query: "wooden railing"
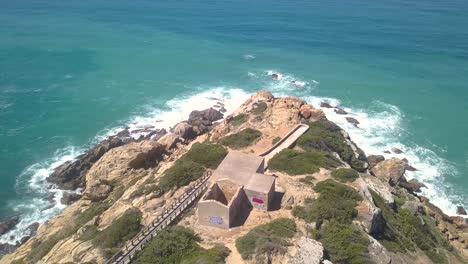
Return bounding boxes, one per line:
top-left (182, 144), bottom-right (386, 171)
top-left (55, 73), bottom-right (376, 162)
top-left (105, 171), bottom-right (212, 264)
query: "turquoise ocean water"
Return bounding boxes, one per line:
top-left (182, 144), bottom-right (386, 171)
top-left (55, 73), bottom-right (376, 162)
top-left (1, 0), bottom-right (467, 244)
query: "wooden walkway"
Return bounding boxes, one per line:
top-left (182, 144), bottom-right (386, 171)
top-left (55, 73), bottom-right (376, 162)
top-left (106, 123), bottom-right (309, 264)
top-left (105, 171), bottom-right (212, 264)
top-left (259, 123), bottom-right (309, 168)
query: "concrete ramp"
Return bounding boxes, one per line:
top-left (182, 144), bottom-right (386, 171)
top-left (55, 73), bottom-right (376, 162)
top-left (259, 123), bottom-right (309, 168)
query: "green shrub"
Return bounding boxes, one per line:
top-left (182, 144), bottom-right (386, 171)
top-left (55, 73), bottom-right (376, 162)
top-left (11, 259), bottom-right (26, 264)
top-left (293, 180), bottom-right (362, 227)
top-left (268, 149), bottom-right (341, 175)
top-left (297, 120), bottom-right (367, 172)
top-left (159, 159), bottom-right (206, 192)
top-left (180, 142), bottom-right (227, 169)
top-left (299, 175), bottom-right (315, 186)
top-left (231, 113), bottom-right (249, 127)
top-left (236, 218), bottom-right (296, 260)
top-left (133, 226), bottom-right (229, 264)
top-left (92, 208), bottom-right (142, 249)
top-left (315, 220), bottom-right (370, 264)
top-left (28, 231), bottom-right (69, 262)
top-left (76, 202), bottom-right (111, 226)
top-left (80, 225), bottom-right (99, 241)
top-left (331, 168), bottom-right (359, 183)
top-left (272, 136), bottom-right (281, 145)
top-left (370, 190), bottom-right (450, 263)
top-left (219, 128), bottom-right (262, 149)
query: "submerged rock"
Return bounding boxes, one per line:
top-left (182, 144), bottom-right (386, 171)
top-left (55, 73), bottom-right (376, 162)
top-left (0, 216), bottom-right (19, 236)
top-left (345, 117), bottom-right (360, 127)
top-left (457, 206), bottom-right (467, 215)
top-left (391, 147), bottom-right (404, 154)
top-left (334, 108), bottom-right (348, 115)
top-left (320, 102), bottom-right (333, 108)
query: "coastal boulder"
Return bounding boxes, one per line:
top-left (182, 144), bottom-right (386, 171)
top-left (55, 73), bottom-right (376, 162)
top-left (457, 206), bottom-right (467, 215)
top-left (47, 132), bottom-right (129, 190)
top-left (188, 108), bottom-right (223, 135)
top-left (288, 237), bottom-right (325, 264)
top-left (60, 193), bottom-right (82, 205)
top-left (334, 108), bottom-right (348, 115)
top-left (299, 104), bottom-right (325, 121)
top-left (172, 122), bottom-right (197, 140)
top-left (128, 141), bottom-right (165, 169)
top-left (158, 133), bottom-right (182, 150)
top-left (367, 155), bottom-right (385, 170)
top-left (391, 147), bottom-right (404, 154)
top-left (320, 102), bottom-right (333, 108)
top-left (84, 184), bottom-right (113, 202)
top-left (346, 117), bottom-right (360, 127)
top-left (399, 178), bottom-right (427, 193)
top-left (371, 158), bottom-right (406, 185)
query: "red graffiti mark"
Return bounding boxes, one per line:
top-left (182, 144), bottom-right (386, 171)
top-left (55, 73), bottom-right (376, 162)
top-left (252, 197), bottom-right (264, 204)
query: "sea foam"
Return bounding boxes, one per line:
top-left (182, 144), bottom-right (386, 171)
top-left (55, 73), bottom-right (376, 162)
top-left (0, 87), bottom-right (250, 245)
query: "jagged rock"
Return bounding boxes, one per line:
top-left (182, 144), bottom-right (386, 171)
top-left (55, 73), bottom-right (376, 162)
top-left (383, 150), bottom-right (391, 154)
top-left (0, 216), bottom-right (19, 236)
top-left (399, 178), bottom-right (426, 193)
top-left (356, 178), bottom-right (386, 236)
top-left (255, 90), bottom-right (275, 102)
top-left (187, 108), bottom-right (223, 135)
top-left (391, 147), bottom-right (403, 154)
top-left (26, 222), bottom-right (39, 235)
top-left (47, 132), bottom-right (129, 190)
top-left (320, 102), bottom-right (333, 108)
top-left (367, 236), bottom-right (392, 264)
top-left (84, 184), bottom-right (113, 202)
top-left (367, 155), bottom-right (385, 169)
top-left (288, 237), bottom-right (324, 264)
top-left (299, 104), bottom-right (325, 121)
top-left (60, 193), bottom-right (82, 205)
top-left (371, 158), bottom-right (406, 185)
top-left (158, 133), bottom-right (182, 150)
top-left (345, 117), bottom-right (360, 127)
top-left (361, 174), bottom-right (394, 206)
top-left (172, 122), bottom-right (197, 140)
top-left (405, 164), bottom-right (417, 171)
top-left (334, 108), bottom-right (348, 115)
top-left (457, 206), bottom-right (467, 215)
top-left (251, 101), bottom-right (268, 114)
top-left (129, 142), bottom-right (165, 169)
top-left (402, 201), bottom-right (423, 215)
top-left (144, 128), bottom-right (167, 141)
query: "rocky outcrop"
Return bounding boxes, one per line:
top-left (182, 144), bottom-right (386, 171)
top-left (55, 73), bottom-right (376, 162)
top-left (457, 206), bottom-right (467, 215)
top-left (187, 108), bottom-right (223, 135)
top-left (399, 178), bottom-right (427, 193)
top-left (0, 216), bottom-right (19, 236)
top-left (157, 132), bottom-right (182, 150)
top-left (84, 183), bottom-right (113, 202)
top-left (356, 178), bottom-right (386, 236)
top-left (371, 158), bottom-right (406, 185)
top-left (60, 193), bottom-right (82, 205)
top-left (288, 237), bottom-right (324, 264)
top-left (299, 104), bottom-right (325, 121)
top-left (367, 155), bottom-right (385, 170)
top-left (367, 236), bottom-right (393, 264)
top-left (47, 131), bottom-right (131, 190)
top-left (128, 141), bottom-right (165, 169)
top-left (320, 102), bottom-right (333, 108)
top-left (391, 147), bottom-right (403, 154)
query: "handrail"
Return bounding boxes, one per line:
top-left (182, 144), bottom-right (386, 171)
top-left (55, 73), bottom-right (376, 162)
top-left (105, 171), bottom-right (212, 264)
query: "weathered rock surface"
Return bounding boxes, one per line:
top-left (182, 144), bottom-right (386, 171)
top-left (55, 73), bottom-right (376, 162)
top-left (299, 104), bottom-right (325, 121)
top-left (83, 184), bottom-right (113, 202)
top-left (288, 237), bottom-right (324, 264)
top-left (371, 158), bottom-right (406, 185)
top-left (187, 108), bottom-right (223, 135)
top-left (60, 193), bottom-right (82, 205)
top-left (356, 178), bottom-right (386, 236)
top-left (128, 141), bottom-right (165, 169)
top-left (391, 147), bottom-right (404, 154)
top-left (367, 155), bottom-right (385, 169)
top-left (47, 131), bottom-right (131, 190)
top-left (157, 132), bottom-right (182, 150)
top-left (367, 236), bottom-right (393, 264)
top-left (399, 178), bottom-right (427, 193)
top-left (172, 122), bottom-right (197, 140)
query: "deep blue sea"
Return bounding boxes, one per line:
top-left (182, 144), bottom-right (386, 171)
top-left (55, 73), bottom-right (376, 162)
top-left (1, 0), bottom-right (468, 244)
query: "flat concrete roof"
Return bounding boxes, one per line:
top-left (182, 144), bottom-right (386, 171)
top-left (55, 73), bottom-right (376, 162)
top-left (211, 151), bottom-right (274, 194)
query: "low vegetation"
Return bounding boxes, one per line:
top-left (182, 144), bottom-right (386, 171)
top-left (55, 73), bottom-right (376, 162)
top-left (133, 226), bottom-right (230, 264)
top-left (314, 220), bottom-right (370, 264)
top-left (219, 128), bottom-right (262, 149)
top-left (370, 190), bottom-right (452, 263)
top-left (293, 179), bottom-right (362, 227)
top-left (268, 149), bottom-right (341, 175)
top-left (272, 136), bottom-right (281, 145)
top-left (331, 168), bottom-right (359, 183)
top-left (230, 113), bottom-right (249, 127)
top-left (299, 175), bottom-right (315, 186)
top-left (159, 160), bottom-right (206, 192)
top-left (293, 179), bottom-right (369, 264)
top-left (297, 120), bottom-right (367, 172)
top-left (179, 142), bottom-right (228, 169)
top-left (236, 218), bottom-right (296, 261)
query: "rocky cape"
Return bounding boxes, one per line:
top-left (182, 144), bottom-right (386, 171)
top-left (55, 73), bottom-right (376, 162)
top-left (1, 91), bottom-right (467, 264)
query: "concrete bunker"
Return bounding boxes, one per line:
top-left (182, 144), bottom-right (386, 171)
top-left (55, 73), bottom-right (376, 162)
top-left (198, 151), bottom-right (276, 229)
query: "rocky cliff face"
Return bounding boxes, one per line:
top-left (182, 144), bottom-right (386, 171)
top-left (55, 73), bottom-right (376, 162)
top-left (1, 91), bottom-right (466, 264)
